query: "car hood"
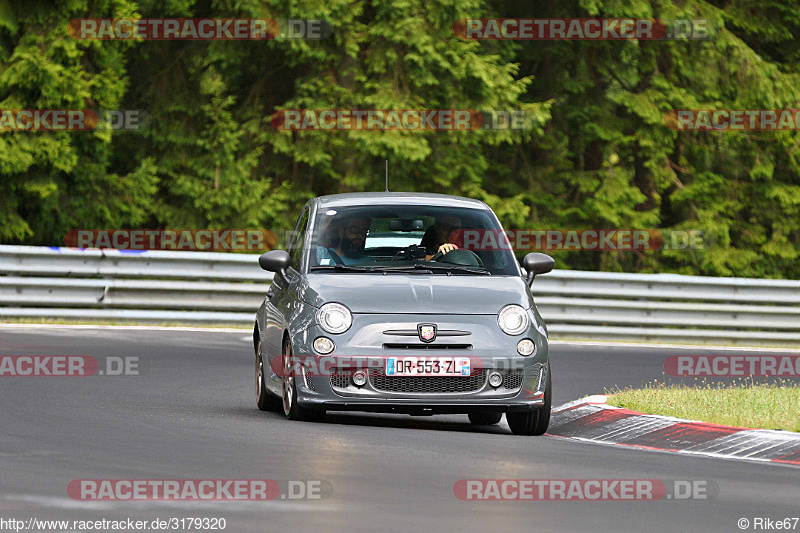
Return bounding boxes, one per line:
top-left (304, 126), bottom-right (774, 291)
top-left (301, 274), bottom-right (532, 314)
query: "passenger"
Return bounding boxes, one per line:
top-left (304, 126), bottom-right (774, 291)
top-left (334, 216), bottom-right (371, 262)
top-left (317, 215), bottom-right (372, 265)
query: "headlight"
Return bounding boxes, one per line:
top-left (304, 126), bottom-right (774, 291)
top-left (317, 303), bottom-right (352, 334)
top-left (498, 304), bottom-right (529, 336)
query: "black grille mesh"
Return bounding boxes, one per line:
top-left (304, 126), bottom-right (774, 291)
top-left (330, 372), bottom-right (351, 389)
top-left (330, 369), bottom-right (525, 393)
top-left (503, 370), bottom-right (523, 389)
top-left (371, 369), bottom-right (487, 393)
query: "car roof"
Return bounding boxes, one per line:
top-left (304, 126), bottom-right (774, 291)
top-left (312, 192), bottom-right (489, 210)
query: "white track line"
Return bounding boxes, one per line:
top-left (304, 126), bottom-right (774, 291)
top-left (549, 340), bottom-right (800, 353)
top-left (0, 323), bottom-right (249, 333)
top-left (3, 494), bottom-right (338, 512)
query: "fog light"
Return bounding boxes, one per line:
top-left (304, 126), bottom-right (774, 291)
top-left (517, 339), bottom-right (535, 356)
top-left (352, 370), bottom-right (367, 387)
top-left (313, 337), bottom-right (335, 354)
top-left (488, 372), bottom-right (503, 388)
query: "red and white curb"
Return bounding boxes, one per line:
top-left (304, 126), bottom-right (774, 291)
top-left (547, 395), bottom-right (800, 466)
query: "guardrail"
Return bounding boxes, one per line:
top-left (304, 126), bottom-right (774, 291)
top-left (2, 245), bottom-right (799, 346)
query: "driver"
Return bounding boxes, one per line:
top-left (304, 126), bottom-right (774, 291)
top-left (420, 214), bottom-right (461, 258)
top-left (330, 215), bottom-right (372, 264)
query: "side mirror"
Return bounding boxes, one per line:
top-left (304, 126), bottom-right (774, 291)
top-left (522, 253), bottom-right (554, 283)
top-left (259, 250), bottom-right (291, 273)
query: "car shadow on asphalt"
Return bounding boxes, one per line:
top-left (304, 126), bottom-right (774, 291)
top-left (322, 412), bottom-right (511, 434)
top-left (220, 406), bottom-right (512, 434)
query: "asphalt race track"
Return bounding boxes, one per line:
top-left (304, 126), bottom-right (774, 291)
top-left (0, 326), bottom-right (797, 533)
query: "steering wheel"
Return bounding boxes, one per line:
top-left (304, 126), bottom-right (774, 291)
top-left (430, 249), bottom-right (485, 267)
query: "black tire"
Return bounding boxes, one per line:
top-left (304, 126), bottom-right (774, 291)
top-left (507, 364), bottom-right (551, 436)
top-left (281, 338), bottom-right (325, 422)
top-left (468, 411), bottom-right (503, 425)
top-left (255, 329), bottom-right (282, 412)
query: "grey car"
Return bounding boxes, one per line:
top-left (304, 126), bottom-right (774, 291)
top-left (253, 193), bottom-right (555, 435)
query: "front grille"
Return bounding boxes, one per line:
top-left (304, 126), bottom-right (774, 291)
top-left (371, 369), bottom-right (487, 393)
top-left (382, 343), bottom-right (472, 350)
top-left (330, 372), bottom-right (351, 389)
top-left (503, 370), bottom-right (523, 390)
top-left (331, 368), bottom-right (523, 394)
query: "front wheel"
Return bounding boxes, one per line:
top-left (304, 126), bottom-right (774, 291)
top-left (281, 339), bottom-right (324, 422)
top-left (507, 364), bottom-right (551, 436)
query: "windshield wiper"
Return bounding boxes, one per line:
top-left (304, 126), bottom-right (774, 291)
top-left (309, 265), bottom-right (374, 272)
top-left (413, 263), bottom-right (491, 275)
top-left (310, 264), bottom-right (490, 275)
top-left (368, 265), bottom-right (435, 274)
top-left (310, 265), bottom-right (434, 274)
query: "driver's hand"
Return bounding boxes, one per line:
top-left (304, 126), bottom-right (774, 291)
top-left (438, 243), bottom-right (458, 255)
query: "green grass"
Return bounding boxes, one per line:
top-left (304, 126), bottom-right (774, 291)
top-left (606, 379), bottom-right (800, 432)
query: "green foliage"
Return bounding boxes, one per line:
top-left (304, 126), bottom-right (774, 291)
top-left (1, 0), bottom-right (798, 278)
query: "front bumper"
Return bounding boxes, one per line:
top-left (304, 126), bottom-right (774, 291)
top-left (298, 365), bottom-right (548, 414)
top-left (287, 313), bottom-right (549, 414)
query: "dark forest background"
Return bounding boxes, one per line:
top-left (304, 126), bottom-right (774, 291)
top-left (2, 0), bottom-right (799, 277)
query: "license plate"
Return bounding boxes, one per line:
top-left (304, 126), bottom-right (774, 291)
top-left (385, 357), bottom-right (471, 376)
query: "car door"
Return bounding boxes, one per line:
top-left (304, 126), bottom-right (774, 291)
top-left (263, 206), bottom-right (310, 394)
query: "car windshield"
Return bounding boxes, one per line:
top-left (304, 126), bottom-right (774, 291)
top-left (308, 204), bottom-right (522, 276)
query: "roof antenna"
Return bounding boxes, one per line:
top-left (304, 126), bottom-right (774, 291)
top-left (385, 159), bottom-right (389, 192)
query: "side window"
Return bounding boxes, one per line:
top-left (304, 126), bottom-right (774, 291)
top-left (287, 208), bottom-right (309, 270)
